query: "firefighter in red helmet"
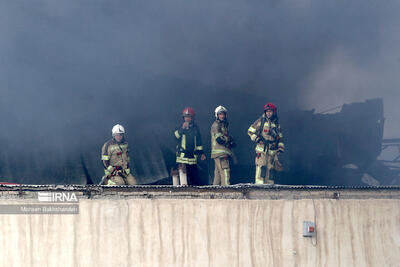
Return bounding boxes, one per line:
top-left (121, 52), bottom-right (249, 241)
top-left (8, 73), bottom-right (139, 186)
top-left (247, 103), bottom-right (284, 184)
top-left (172, 107), bottom-right (206, 185)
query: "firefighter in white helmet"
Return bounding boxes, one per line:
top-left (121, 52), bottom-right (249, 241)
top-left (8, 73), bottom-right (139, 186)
top-left (100, 124), bottom-right (137, 185)
top-left (210, 105), bottom-right (236, 185)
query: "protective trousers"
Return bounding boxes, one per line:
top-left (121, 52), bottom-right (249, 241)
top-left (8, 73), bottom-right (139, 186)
top-left (213, 157), bottom-right (230, 186)
top-left (107, 173), bottom-right (137, 185)
top-left (172, 164), bottom-right (188, 185)
top-left (255, 151), bottom-right (278, 184)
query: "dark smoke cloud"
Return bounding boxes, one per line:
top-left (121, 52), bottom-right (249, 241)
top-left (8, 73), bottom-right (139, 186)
top-left (0, 0), bottom-right (399, 182)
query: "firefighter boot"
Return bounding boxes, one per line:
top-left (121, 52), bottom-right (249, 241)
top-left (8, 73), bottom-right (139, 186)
top-left (171, 168), bottom-right (180, 185)
top-left (255, 165), bottom-right (265, 184)
top-left (266, 169), bottom-right (276, 185)
top-left (179, 164), bottom-right (188, 185)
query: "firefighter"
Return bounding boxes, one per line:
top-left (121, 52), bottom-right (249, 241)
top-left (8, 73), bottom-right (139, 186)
top-left (100, 124), bottom-right (137, 185)
top-left (172, 107), bottom-right (206, 185)
top-left (248, 103), bottom-right (284, 184)
top-left (210, 105), bottom-right (236, 186)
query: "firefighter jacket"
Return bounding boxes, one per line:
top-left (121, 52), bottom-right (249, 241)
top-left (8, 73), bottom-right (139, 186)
top-left (248, 114), bottom-right (285, 155)
top-left (101, 138), bottom-right (132, 176)
top-left (174, 123), bottom-right (204, 165)
top-left (210, 120), bottom-right (233, 159)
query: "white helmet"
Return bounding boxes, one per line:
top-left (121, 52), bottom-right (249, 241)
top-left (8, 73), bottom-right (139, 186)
top-left (112, 124), bottom-right (125, 136)
top-left (214, 105), bottom-right (228, 119)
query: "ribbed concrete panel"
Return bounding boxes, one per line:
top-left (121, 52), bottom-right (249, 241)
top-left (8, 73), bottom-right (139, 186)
top-left (0, 196), bottom-right (399, 267)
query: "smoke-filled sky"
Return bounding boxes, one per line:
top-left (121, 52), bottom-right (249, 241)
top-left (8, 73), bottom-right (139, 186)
top-left (1, 0), bottom-right (399, 140)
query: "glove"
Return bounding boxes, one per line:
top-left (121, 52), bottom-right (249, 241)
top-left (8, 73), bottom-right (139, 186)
top-left (229, 140), bottom-right (237, 148)
top-left (255, 136), bottom-right (264, 144)
top-left (182, 122), bottom-right (190, 129)
top-left (227, 136), bottom-right (236, 148)
top-left (216, 136), bottom-right (227, 145)
top-left (104, 165), bottom-right (113, 176)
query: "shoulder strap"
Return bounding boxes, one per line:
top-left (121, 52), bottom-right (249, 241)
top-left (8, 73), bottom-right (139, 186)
top-left (256, 116), bottom-right (266, 137)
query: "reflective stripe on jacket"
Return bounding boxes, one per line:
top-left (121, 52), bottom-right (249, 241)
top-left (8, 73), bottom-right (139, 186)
top-left (210, 120), bottom-right (232, 159)
top-left (174, 123), bottom-right (204, 165)
top-left (248, 114), bottom-right (285, 154)
top-left (101, 139), bottom-right (131, 175)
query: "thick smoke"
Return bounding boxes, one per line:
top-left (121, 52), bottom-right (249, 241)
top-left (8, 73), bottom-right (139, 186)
top-left (0, 0), bottom-right (399, 183)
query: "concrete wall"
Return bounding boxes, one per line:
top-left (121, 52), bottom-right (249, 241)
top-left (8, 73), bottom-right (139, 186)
top-left (0, 198), bottom-right (399, 267)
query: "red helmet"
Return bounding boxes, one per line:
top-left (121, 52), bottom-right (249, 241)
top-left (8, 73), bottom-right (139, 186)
top-left (264, 102), bottom-right (277, 113)
top-left (182, 107), bottom-right (195, 117)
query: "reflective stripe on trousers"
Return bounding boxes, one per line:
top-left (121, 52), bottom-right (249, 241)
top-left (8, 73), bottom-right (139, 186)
top-left (213, 157), bottom-right (230, 186)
